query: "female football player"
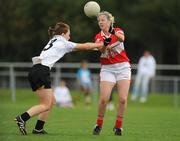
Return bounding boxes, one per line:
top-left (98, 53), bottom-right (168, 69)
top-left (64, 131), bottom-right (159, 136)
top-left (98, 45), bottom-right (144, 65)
top-left (14, 22), bottom-right (110, 135)
top-left (92, 11), bottom-right (131, 136)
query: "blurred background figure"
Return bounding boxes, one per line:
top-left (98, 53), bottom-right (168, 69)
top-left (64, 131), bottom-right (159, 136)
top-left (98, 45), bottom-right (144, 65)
top-left (54, 79), bottom-right (74, 108)
top-left (131, 51), bottom-right (156, 103)
top-left (76, 60), bottom-right (92, 105)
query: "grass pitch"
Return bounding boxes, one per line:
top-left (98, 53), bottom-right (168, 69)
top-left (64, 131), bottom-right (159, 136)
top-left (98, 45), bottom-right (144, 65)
top-left (0, 89), bottom-right (180, 141)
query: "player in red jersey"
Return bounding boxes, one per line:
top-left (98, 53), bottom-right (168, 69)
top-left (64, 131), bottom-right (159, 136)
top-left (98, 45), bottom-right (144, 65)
top-left (93, 11), bottom-right (131, 136)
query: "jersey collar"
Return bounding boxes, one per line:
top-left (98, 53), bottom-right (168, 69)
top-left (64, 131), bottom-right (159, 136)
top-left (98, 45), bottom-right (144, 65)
top-left (101, 31), bottom-right (111, 38)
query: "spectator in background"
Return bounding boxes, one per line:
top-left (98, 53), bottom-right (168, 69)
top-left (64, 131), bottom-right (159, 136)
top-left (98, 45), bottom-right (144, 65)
top-left (76, 60), bottom-right (92, 105)
top-left (131, 50), bottom-right (156, 103)
top-left (54, 79), bottom-right (74, 108)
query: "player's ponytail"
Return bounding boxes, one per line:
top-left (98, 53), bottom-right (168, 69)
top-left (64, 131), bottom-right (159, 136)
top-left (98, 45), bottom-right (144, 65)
top-left (48, 22), bottom-right (70, 39)
top-left (48, 26), bottom-right (55, 39)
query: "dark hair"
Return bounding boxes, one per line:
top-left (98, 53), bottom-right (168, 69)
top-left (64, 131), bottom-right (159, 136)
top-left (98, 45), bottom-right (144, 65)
top-left (48, 22), bottom-right (70, 38)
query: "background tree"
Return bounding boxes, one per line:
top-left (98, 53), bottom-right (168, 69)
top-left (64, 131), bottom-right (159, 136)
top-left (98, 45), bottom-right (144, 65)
top-left (0, 0), bottom-right (179, 64)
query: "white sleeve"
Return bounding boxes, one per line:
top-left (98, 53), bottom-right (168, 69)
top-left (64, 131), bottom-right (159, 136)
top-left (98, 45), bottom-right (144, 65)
top-left (64, 40), bottom-right (77, 52)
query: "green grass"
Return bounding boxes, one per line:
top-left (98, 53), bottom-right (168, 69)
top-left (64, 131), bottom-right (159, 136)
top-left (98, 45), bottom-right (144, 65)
top-left (0, 89), bottom-right (180, 141)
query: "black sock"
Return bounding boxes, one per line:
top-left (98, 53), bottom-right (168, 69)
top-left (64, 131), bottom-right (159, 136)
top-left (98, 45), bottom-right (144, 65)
top-left (20, 112), bottom-right (30, 122)
top-left (35, 120), bottom-right (45, 130)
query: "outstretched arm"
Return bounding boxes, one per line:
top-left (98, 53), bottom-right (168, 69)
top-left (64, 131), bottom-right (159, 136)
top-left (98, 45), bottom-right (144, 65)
top-left (74, 42), bottom-right (103, 51)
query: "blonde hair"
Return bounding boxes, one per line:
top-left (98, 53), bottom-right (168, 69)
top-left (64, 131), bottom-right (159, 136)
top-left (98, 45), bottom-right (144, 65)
top-left (97, 11), bottom-right (115, 25)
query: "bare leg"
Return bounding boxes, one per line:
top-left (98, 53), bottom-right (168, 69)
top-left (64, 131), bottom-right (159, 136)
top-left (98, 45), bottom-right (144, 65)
top-left (38, 92), bottom-right (56, 121)
top-left (115, 80), bottom-right (130, 128)
top-left (93, 81), bottom-right (115, 135)
top-left (15, 88), bottom-right (54, 135)
top-left (27, 89), bottom-right (53, 117)
top-left (98, 81), bottom-right (115, 117)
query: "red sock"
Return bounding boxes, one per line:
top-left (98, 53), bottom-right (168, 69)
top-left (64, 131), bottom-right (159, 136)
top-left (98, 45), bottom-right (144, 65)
top-left (115, 116), bottom-right (123, 128)
top-left (96, 115), bottom-right (104, 127)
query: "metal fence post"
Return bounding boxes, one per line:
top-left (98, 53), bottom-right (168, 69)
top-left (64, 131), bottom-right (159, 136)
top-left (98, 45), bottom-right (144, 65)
top-left (173, 78), bottom-right (178, 108)
top-left (9, 65), bottom-right (16, 102)
top-left (54, 64), bottom-right (61, 87)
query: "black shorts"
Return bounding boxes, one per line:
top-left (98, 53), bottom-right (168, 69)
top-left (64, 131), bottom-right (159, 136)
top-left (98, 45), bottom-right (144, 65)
top-left (28, 64), bottom-right (51, 91)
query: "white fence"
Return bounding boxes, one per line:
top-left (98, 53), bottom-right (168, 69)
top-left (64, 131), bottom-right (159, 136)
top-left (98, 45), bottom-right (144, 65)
top-left (0, 62), bottom-right (180, 106)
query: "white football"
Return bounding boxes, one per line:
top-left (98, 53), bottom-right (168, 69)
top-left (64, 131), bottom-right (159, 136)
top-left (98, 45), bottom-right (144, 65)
top-left (84, 1), bottom-right (100, 17)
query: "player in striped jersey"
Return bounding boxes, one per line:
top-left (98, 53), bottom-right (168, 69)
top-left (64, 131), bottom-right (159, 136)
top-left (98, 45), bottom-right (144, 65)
top-left (93, 11), bottom-right (131, 136)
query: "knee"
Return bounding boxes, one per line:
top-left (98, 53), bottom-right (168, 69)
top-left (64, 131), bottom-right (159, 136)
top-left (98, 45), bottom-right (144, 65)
top-left (99, 98), bottom-right (108, 106)
top-left (48, 101), bottom-right (55, 110)
top-left (44, 97), bottom-right (55, 111)
top-left (42, 104), bottom-right (51, 111)
top-left (120, 97), bottom-right (127, 105)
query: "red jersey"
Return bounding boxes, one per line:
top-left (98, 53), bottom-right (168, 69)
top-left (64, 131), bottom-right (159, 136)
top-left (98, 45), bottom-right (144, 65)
top-left (95, 28), bottom-right (130, 65)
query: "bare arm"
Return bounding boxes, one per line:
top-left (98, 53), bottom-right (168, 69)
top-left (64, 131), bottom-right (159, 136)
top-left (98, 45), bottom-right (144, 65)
top-left (114, 32), bottom-right (124, 42)
top-left (95, 41), bottom-right (107, 53)
top-left (74, 42), bottom-right (103, 51)
top-left (109, 26), bottom-right (125, 42)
